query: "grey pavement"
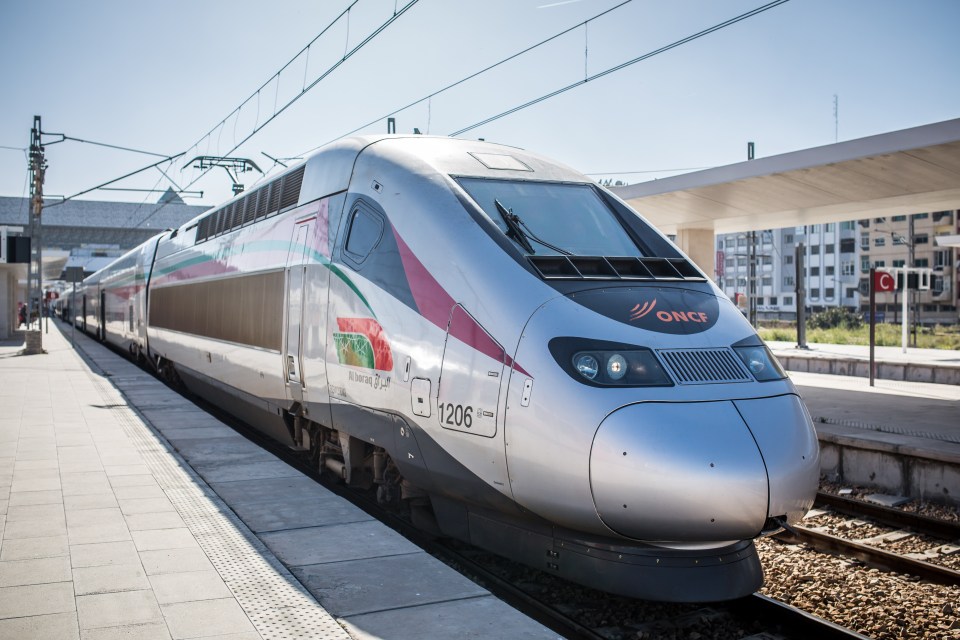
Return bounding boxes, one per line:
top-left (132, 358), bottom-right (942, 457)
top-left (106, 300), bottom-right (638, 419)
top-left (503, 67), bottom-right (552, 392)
top-left (0, 329), bottom-right (296, 639)
top-left (790, 370), bottom-right (960, 458)
top-left (792, 370), bottom-right (960, 433)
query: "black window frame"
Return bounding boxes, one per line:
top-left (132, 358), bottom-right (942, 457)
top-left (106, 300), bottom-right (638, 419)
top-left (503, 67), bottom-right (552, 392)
top-left (454, 176), bottom-right (683, 262)
top-left (341, 200), bottom-right (384, 268)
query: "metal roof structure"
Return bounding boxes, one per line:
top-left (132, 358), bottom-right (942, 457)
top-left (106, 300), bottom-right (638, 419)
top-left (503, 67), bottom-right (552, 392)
top-left (612, 118), bottom-right (960, 235)
top-left (0, 196), bottom-right (210, 258)
top-left (0, 196), bottom-right (208, 231)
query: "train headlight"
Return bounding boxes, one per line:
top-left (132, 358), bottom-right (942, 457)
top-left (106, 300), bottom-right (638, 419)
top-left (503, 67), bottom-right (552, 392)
top-left (574, 354), bottom-right (599, 380)
top-left (557, 339), bottom-right (672, 387)
top-left (606, 354), bottom-right (627, 381)
top-left (733, 345), bottom-right (786, 382)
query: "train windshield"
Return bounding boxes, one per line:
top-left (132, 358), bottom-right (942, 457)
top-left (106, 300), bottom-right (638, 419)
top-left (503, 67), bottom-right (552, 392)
top-left (457, 178), bottom-right (642, 257)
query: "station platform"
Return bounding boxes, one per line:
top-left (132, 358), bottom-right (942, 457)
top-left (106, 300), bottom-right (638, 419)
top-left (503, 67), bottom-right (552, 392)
top-left (787, 368), bottom-right (960, 505)
top-left (767, 340), bottom-right (960, 385)
top-left (0, 323), bottom-right (558, 640)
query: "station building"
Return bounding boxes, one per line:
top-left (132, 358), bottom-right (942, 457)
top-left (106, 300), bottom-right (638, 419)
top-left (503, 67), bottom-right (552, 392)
top-left (0, 192), bottom-right (208, 338)
top-left (614, 118), bottom-right (960, 328)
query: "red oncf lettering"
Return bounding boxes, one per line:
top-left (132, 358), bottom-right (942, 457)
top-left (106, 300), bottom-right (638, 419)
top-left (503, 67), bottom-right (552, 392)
top-left (655, 310), bottom-right (709, 323)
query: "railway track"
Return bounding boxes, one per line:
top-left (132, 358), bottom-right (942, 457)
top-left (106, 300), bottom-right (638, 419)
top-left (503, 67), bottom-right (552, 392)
top-left (772, 492), bottom-right (960, 588)
top-left (774, 526), bottom-right (960, 587)
top-left (440, 538), bottom-right (869, 640)
top-left (815, 491), bottom-right (960, 539)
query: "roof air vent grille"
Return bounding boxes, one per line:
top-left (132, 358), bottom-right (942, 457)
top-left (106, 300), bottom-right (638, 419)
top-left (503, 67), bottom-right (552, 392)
top-left (279, 166), bottom-right (305, 211)
top-left (528, 255), bottom-right (705, 281)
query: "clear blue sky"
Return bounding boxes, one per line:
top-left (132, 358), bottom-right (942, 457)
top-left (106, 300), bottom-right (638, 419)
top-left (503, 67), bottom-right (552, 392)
top-left (1, 0), bottom-right (958, 211)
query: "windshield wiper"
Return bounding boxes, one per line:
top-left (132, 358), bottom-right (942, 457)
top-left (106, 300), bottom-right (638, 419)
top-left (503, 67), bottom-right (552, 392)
top-left (494, 199), bottom-right (571, 256)
top-left (494, 199), bottom-right (535, 253)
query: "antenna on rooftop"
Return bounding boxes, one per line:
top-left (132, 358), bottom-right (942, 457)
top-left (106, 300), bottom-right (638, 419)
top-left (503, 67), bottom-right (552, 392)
top-left (833, 94), bottom-right (839, 142)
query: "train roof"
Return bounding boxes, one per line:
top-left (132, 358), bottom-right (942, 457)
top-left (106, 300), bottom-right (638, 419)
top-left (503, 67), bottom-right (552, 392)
top-left (177, 135), bottom-right (593, 241)
top-left (338, 134), bottom-right (590, 183)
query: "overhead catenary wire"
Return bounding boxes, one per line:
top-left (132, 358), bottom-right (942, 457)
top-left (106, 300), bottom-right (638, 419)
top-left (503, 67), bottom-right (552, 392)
top-left (299, 0), bottom-right (634, 156)
top-left (449, 0), bottom-right (790, 137)
top-left (118, 160), bottom-right (182, 229)
top-left (207, 0), bottom-right (420, 162)
top-left (23, 134), bottom-right (183, 218)
top-left (133, 0), bottom-right (420, 229)
top-left (584, 166), bottom-right (713, 176)
top-left (43, 0), bottom-right (784, 225)
top-left (52, 135), bottom-right (172, 158)
top-left (44, 153), bottom-right (185, 208)
top-left (38, 1), bottom-right (415, 227)
top-left (185, 1), bottom-right (361, 166)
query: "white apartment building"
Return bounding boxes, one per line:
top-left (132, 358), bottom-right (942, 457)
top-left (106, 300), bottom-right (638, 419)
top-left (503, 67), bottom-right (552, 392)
top-left (716, 211), bottom-right (958, 325)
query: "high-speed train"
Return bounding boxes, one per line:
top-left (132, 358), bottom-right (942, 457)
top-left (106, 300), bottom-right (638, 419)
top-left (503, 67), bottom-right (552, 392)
top-left (73, 135), bottom-right (819, 602)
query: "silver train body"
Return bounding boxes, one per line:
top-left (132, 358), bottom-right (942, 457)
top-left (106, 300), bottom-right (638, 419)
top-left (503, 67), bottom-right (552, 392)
top-left (73, 136), bottom-right (819, 601)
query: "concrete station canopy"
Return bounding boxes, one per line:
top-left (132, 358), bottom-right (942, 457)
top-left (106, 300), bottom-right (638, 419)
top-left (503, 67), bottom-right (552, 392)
top-left (612, 118), bottom-right (960, 236)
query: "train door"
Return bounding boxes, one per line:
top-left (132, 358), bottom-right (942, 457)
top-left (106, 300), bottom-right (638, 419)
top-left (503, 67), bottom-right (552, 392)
top-left (99, 290), bottom-right (106, 341)
top-left (284, 218), bottom-right (312, 404)
top-left (437, 305), bottom-right (505, 438)
top-left (82, 295), bottom-right (87, 332)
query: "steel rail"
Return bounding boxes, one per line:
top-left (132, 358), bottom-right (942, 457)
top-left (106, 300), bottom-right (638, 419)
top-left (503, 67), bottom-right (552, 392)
top-left (439, 540), bottom-right (868, 640)
top-left (730, 594), bottom-right (871, 640)
top-left (815, 491), bottom-right (960, 540)
top-left (775, 525), bottom-right (960, 587)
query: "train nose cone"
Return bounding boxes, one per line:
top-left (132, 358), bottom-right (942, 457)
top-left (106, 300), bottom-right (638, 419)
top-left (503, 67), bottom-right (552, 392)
top-left (590, 401), bottom-right (769, 541)
top-left (734, 395), bottom-right (820, 523)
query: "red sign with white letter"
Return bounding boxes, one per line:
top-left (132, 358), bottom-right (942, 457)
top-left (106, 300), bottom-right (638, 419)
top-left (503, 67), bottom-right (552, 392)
top-left (874, 270), bottom-right (895, 292)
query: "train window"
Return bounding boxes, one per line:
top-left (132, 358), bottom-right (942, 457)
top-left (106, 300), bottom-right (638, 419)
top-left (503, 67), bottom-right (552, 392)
top-left (457, 178), bottom-right (642, 258)
top-left (343, 203), bottom-right (383, 265)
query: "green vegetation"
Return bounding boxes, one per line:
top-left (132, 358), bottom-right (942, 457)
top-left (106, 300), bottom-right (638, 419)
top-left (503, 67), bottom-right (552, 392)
top-left (758, 322), bottom-right (960, 350)
top-left (807, 307), bottom-right (863, 331)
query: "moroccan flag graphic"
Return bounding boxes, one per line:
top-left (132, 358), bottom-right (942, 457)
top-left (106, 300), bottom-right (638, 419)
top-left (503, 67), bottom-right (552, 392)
top-left (333, 318), bottom-right (394, 371)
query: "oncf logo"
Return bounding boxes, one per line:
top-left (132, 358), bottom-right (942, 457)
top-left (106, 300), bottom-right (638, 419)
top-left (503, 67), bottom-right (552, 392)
top-left (629, 299), bottom-right (657, 321)
top-left (629, 299), bottom-right (709, 324)
top-left (570, 287), bottom-right (720, 335)
top-left (624, 291), bottom-right (719, 335)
